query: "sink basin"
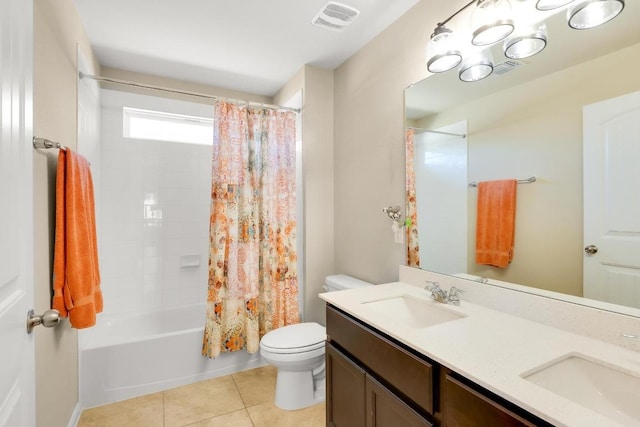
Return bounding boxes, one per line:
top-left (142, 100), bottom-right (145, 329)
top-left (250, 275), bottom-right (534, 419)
top-left (523, 355), bottom-right (640, 425)
top-left (361, 295), bottom-right (466, 328)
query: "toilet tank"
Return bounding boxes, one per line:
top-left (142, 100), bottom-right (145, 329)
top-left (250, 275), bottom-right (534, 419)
top-left (324, 274), bottom-right (373, 291)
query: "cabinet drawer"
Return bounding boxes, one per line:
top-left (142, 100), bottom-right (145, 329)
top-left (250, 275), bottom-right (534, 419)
top-left (326, 305), bottom-right (434, 415)
top-left (444, 374), bottom-right (542, 427)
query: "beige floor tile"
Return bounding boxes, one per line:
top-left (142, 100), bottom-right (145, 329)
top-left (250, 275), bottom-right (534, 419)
top-left (164, 374), bottom-right (246, 427)
top-left (232, 365), bottom-right (277, 407)
top-left (246, 401), bottom-right (325, 427)
top-left (77, 392), bottom-right (164, 427)
top-left (186, 408), bottom-right (254, 426)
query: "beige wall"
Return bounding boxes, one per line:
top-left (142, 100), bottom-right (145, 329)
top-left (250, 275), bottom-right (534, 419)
top-left (333, 0), bottom-right (459, 283)
top-left (33, 0), bottom-right (100, 425)
top-left (275, 65), bottom-right (335, 325)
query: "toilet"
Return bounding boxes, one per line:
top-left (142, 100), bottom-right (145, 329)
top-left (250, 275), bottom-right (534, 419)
top-left (259, 274), bottom-right (373, 410)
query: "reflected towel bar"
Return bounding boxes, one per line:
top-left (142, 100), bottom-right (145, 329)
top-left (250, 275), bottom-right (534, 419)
top-left (468, 176), bottom-right (536, 188)
top-left (407, 126), bottom-right (466, 139)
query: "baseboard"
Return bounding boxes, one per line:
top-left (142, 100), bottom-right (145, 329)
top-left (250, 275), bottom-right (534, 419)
top-left (67, 402), bottom-right (82, 427)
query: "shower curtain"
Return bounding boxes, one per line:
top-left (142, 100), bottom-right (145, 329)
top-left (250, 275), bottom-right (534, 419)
top-left (405, 129), bottom-right (420, 267)
top-left (202, 101), bottom-right (299, 358)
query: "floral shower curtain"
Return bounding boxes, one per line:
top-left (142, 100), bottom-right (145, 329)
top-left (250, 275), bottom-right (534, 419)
top-left (202, 101), bottom-right (299, 358)
top-left (405, 128), bottom-right (420, 267)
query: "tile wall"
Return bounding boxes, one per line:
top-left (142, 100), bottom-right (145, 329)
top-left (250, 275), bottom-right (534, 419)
top-left (99, 90), bottom-right (213, 315)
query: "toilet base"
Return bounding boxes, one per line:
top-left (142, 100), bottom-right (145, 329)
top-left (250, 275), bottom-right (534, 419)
top-left (274, 369), bottom-right (326, 411)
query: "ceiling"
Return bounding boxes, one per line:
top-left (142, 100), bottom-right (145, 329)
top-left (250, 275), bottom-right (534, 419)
top-left (73, 0), bottom-right (419, 97)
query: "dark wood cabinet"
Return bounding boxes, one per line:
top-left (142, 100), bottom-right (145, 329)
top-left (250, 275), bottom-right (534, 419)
top-left (326, 304), bottom-right (553, 427)
top-left (326, 342), bottom-right (366, 427)
top-left (326, 302), bottom-right (434, 416)
top-left (366, 375), bottom-right (433, 427)
top-left (443, 373), bottom-right (542, 427)
top-left (326, 342), bottom-right (432, 427)
top-left (326, 305), bottom-right (434, 426)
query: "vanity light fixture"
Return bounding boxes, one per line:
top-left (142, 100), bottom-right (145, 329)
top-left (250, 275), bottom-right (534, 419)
top-left (459, 51), bottom-right (494, 82)
top-left (425, 0), bottom-right (625, 82)
top-left (536, 0), bottom-right (575, 10)
top-left (471, 0), bottom-right (515, 46)
top-left (426, 24), bottom-right (463, 73)
top-left (568, 0), bottom-right (625, 29)
top-left (504, 26), bottom-right (548, 59)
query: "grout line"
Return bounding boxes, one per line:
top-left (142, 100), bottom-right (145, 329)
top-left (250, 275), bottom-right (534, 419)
top-left (230, 373), bottom-right (250, 409)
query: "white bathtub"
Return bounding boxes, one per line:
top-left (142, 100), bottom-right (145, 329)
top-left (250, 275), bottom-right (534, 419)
top-left (79, 304), bottom-right (265, 408)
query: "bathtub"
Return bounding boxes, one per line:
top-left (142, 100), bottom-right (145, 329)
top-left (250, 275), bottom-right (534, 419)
top-left (79, 304), bottom-right (265, 408)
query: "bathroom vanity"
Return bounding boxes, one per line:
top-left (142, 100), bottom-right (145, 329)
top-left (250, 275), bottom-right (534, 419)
top-left (325, 305), bottom-right (549, 427)
top-left (320, 271), bottom-right (640, 427)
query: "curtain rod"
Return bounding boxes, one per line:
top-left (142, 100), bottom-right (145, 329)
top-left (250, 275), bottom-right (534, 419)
top-left (79, 72), bottom-right (301, 114)
top-left (407, 126), bottom-right (466, 138)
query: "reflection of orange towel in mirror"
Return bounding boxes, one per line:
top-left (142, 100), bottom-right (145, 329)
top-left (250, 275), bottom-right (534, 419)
top-left (52, 149), bottom-right (102, 328)
top-left (475, 179), bottom-right (517, 269)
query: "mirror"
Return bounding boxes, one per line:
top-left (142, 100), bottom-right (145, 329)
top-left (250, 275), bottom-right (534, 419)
top-left (404, 2), bottom-right (640, 315)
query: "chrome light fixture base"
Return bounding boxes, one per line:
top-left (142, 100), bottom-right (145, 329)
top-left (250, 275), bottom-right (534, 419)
top-left (459, 57), bottom-right (494, 82)
top-left (471, 0), bottom-right (515, 46)
top-left (472, 19), bottom-right (515, 46)
top-left (568, 0), bottom-right (624, 29)
top-left (536, 0), bottom-right (575, 10)
top-left (504, 29), bottom-right (548, 59)
top-left (427, 52), bottom-right (463, 73)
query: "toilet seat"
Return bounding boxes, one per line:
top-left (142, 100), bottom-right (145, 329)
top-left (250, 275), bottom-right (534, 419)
top-left (260, 322), bottom-right (326, 354)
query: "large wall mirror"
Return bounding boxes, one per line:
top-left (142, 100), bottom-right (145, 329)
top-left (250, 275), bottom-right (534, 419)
top-left (404, 2), bottom-right (640, 316)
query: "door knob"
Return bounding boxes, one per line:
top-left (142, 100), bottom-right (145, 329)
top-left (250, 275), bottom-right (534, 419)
top-left (27, 309), bottom-right (61, 333)
top-left (584, 245), bottom-right (598, 255)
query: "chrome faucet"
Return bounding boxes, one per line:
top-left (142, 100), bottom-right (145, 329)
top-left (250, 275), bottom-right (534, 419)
top-left (424, 281), bottom-right (448, 303)
top-left (424, 281), bottom-right (463, 305)
top-left (447, 287), bottom-right (464, 306)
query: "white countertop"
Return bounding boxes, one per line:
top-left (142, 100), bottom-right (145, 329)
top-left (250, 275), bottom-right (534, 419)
top-left (319, 281), bottom-right (640, 427)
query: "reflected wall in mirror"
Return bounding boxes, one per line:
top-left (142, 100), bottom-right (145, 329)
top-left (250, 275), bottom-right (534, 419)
top-left (404, 2), bottom-right (640, 315)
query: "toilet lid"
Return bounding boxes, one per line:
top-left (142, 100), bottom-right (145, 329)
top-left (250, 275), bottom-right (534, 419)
top-left (260, 322), bottom-right (326, 354)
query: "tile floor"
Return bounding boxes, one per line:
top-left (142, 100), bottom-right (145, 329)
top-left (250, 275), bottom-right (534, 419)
top-left (77, 366), bottom-right (325, 427)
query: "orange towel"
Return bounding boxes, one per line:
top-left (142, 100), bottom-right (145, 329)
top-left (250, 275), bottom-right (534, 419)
top-left (52, 149), bottom-right (102, 328)
top-left (475, 179), bottom-right (517, 269)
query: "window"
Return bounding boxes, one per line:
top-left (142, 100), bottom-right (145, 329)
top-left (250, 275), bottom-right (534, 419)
top-left (123, 107), bottom-right (213, 145)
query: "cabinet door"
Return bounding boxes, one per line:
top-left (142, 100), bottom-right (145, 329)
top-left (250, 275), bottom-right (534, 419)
top-left (366, 375), bottom-right (433, 427)
top-left (326, 343), bottom-right (366, 427)
top-left (327, 305), bottom-right (434, 414)
top-left (444, 374), bottom-right (540, 427)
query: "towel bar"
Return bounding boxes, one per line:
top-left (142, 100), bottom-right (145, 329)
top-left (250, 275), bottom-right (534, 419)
top-left (33, 136), bottom-right (67, 151)
top-left (468, 176), bottom-right (536, 188)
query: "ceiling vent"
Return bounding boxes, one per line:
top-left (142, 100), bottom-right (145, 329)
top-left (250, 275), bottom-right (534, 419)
top-left (312, 1), bottom-right (360, 32)
top-left (493, 59), bottom-right (527, 75)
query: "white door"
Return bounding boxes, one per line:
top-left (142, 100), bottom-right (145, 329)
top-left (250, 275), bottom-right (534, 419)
top-left (0, 0), bottom-right (36, 425)
top-left (583, 91), bottom-right (640, 308)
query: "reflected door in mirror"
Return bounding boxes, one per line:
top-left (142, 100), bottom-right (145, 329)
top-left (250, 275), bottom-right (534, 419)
top-left (583, 91), bottom-right (640, 309)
